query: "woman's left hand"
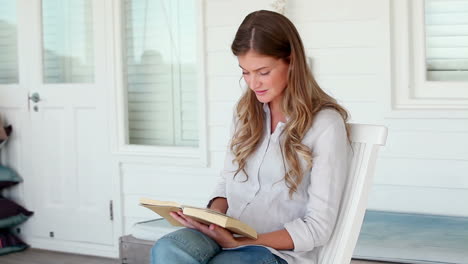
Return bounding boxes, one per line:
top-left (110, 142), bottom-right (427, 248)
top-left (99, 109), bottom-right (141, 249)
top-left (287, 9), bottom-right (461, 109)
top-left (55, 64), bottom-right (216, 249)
top-left (170, 211), bottom-right (240, 248)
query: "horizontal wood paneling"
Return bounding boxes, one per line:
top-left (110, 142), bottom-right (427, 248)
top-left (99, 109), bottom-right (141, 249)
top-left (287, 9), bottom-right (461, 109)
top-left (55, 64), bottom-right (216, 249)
top-left (288, 0), bottom-right (382, 22)
top-left (367, 184), bottom-right (468, 216)
top-left (209, 150), bottom-right (227, 171)
top-left (307, 48), bottom-right (381, 75)
top-left (121, 163), bottom-right (217, 195)
top-left (316, 75), bottom-right (380, 102)
top-left (205, 26), bottom-right (237, 52)
top-left (296, 21), bottom-right (381, 49)
top-left (208, 101), bottom-right (236, 126)
top-left (383, 118), bottom-right (468, 132)
top-left (382, 129), bottom-right (468, 160)
top-left (208, 125), bottom-right (231, 152)
top-left (121, 162), bottom-right (219, 233)
top-left (374, 157), bottom-right (468, 189)
top-left (205, 0), bottom-right (270, 27)
top-left (342, 102), bottom-right (382, 124)
top-left (207, 76), bottom-right (244, 101)
top-left (206, 51), bottom-right (238, 76)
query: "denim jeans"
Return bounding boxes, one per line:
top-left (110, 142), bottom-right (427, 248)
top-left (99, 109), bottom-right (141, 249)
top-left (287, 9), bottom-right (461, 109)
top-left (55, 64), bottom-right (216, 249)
top-left (150, 228), bottom-right (288, 264)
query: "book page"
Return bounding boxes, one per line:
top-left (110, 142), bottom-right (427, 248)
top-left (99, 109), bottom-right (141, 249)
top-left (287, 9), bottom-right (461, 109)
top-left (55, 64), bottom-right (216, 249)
top-left (182, 206), bottom-right (228, 217)
top-left (139, 198), bottom-right (181, 207)
top-left (139, 198), bottom-right (184, 227)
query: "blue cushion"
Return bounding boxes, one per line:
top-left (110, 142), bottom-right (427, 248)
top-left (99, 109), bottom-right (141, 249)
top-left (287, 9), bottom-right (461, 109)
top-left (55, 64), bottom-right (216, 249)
top-left (0, 165), bottom-right (21, 190)
top-left (0, 229), bottom-right (28, 255)
top-left (131, 218), bottom-right (181, 241)
top-left (0, 198), bottom-right (33, 229)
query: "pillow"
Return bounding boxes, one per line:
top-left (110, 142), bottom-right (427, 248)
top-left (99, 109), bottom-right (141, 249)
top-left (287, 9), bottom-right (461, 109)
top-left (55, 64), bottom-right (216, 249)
top-left (0, 181), bottom-right (18, 190)
top-left (0, 165), bottom-right (21, 190)
top-left (0, 198), bottom-right (33, 229)
top-left (0, 229), bottom-right (28, 255)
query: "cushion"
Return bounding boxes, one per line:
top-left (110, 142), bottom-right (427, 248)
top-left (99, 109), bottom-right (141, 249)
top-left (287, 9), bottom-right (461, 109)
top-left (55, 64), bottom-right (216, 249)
top-left (0, 198), bottom-right (33, 229)
top-left (131, 218), bottom-right (181, 241)
top-left (0, 181), bottom-right (18, 190)
top-left (0, 229), bottom-right (28, 255)
top-left (0, 165), bottom-right (21, 190)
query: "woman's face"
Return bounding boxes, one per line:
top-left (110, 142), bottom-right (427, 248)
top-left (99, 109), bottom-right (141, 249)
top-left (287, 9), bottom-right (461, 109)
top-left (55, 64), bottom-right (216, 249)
top-left (238, 50), bottom-right (289, 107)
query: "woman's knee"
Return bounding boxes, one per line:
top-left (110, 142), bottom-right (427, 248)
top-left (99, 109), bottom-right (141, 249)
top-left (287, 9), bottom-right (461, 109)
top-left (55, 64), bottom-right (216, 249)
top-left (151, 235), bottom-right (174, 256)
top-left (208, 246), bottom-right (284, 264)
top-left (150, 228), bottom-right (221, 264)
top-left (151, 234), bottom-right (190, 264)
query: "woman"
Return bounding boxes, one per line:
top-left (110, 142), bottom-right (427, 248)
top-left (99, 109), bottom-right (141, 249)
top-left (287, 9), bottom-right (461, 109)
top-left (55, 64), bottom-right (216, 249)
top-left (151, 10), bottom-right (350, 264)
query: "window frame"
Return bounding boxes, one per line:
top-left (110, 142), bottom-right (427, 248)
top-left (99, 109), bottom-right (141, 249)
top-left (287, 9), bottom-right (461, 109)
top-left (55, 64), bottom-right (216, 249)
top-left (0, 0), bottom-right (19, 85)
top-left (111, 0), bottom-right (208, 166)
top-left (391, 0), bottom-right (468, 111)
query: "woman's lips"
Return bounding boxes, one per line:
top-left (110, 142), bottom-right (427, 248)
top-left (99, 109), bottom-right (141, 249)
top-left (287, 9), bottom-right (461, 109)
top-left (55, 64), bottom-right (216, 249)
top-left (255, 89), bottom-right (267, 95)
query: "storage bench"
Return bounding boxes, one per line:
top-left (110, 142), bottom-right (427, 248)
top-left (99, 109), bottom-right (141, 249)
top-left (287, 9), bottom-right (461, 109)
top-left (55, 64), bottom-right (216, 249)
top-left (119, 219), bottom-right (181, 264)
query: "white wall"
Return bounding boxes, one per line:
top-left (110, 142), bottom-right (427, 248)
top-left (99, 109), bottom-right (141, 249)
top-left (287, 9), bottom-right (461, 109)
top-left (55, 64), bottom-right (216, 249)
top-left (121, 0), bottom-right (468, 235)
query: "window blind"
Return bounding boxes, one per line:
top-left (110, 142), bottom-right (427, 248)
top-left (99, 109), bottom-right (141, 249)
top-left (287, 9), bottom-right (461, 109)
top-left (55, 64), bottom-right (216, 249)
top-left (425, 0), bottom-right (468, 81)
top-left (42, 0), bottom-right (94, 83)
top-left (123, 0), bottom-right (198, 147)
top-left (0, 0), bottom-right (18, 84)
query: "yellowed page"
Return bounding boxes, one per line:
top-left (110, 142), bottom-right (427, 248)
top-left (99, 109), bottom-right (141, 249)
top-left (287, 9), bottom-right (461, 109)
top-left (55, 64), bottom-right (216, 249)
top-left (139, 198), bottom-right (182, 227)
top-left (139, 198), bottom-right (181, 207)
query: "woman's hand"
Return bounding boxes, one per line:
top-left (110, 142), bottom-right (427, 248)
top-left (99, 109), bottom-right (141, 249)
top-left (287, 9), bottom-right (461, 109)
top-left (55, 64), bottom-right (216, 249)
top-left (170, 211), bottom-right (240, 248)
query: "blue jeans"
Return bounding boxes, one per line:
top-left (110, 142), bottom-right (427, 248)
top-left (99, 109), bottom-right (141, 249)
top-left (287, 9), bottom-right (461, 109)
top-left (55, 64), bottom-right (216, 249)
top-left (151, 228), bottom-right (288, 264)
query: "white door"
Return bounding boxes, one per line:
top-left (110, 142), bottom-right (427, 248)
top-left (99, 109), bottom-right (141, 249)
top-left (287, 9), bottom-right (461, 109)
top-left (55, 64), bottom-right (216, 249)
top-left (0, 0), bottom-right (114, 246)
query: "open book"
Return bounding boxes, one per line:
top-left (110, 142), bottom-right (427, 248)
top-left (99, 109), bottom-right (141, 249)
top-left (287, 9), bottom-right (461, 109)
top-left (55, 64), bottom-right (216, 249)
top-left (139, 198), bottom-right (258, 239)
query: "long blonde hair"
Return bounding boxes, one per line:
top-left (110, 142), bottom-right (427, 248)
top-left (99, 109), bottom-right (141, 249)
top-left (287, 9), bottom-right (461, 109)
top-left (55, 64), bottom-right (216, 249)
top-left (230, 10), bottom-right (349, 197)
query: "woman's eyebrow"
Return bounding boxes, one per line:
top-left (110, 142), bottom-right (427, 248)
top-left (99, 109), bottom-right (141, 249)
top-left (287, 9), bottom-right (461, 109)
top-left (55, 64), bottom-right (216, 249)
top-left (239, 65), bottom-right (269, 71)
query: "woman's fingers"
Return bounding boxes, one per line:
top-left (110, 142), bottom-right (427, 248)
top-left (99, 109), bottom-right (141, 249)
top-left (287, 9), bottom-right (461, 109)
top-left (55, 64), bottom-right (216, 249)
top-left (171, 211), bottom-right (211, 233)
top-left (178, 212), bottom-right (211, 232)
top-left (170, 211), bottom-right (238, 247)
top-left (174, 213), bottom-right (237, 248)
top-left (170, 211), bottom-right (195, 229)
top-left (172, 211), bottom-right (237, 248)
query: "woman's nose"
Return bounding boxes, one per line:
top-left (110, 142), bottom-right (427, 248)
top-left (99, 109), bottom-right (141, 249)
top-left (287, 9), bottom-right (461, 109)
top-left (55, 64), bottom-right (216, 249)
top-left (249, 75), bottom-right (260, 89)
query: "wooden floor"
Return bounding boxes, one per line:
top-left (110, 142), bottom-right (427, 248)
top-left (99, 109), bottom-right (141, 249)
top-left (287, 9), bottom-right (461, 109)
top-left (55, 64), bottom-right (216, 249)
top-left (0, 249), bottom-right (396, 264)
top-left (0, 249), bottom-right (119, 264)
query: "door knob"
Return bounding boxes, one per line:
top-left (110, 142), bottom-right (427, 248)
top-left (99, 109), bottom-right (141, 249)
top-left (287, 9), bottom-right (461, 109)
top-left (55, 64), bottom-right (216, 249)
top-left (29, 92), bottom-right (41, 103)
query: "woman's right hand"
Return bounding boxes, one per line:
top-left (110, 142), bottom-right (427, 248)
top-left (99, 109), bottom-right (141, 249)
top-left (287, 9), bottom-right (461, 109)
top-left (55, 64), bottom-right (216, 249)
top-left (170, 211), bottom-right (240, 248)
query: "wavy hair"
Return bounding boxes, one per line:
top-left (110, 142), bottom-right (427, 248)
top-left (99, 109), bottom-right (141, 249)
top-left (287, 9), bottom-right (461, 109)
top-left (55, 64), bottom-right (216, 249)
top-left (230, 10), bottom-right (350, 197)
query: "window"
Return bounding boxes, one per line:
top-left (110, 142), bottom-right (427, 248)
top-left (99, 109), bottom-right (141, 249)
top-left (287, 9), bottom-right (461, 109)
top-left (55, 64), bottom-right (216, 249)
top-left (391, 0), bottom-right (468, 110)
top-left (122, 0), bottom-right (199, 147)
top-left (0, 0), bottom-right (18, 84)
top-left (42, 0), bottom-right (94, 83)
top-left (425, 0), bottom-right (468, 82)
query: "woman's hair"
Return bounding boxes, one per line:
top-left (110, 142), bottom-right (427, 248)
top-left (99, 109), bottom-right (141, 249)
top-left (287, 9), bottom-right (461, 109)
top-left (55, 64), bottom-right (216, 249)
top-left (230, 10), bottom-right (350, 197)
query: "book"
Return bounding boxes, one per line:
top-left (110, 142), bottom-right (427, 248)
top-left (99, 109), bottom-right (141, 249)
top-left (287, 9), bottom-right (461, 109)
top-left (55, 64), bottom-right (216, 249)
top-left (139, 198), bottom-right (258, 239)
